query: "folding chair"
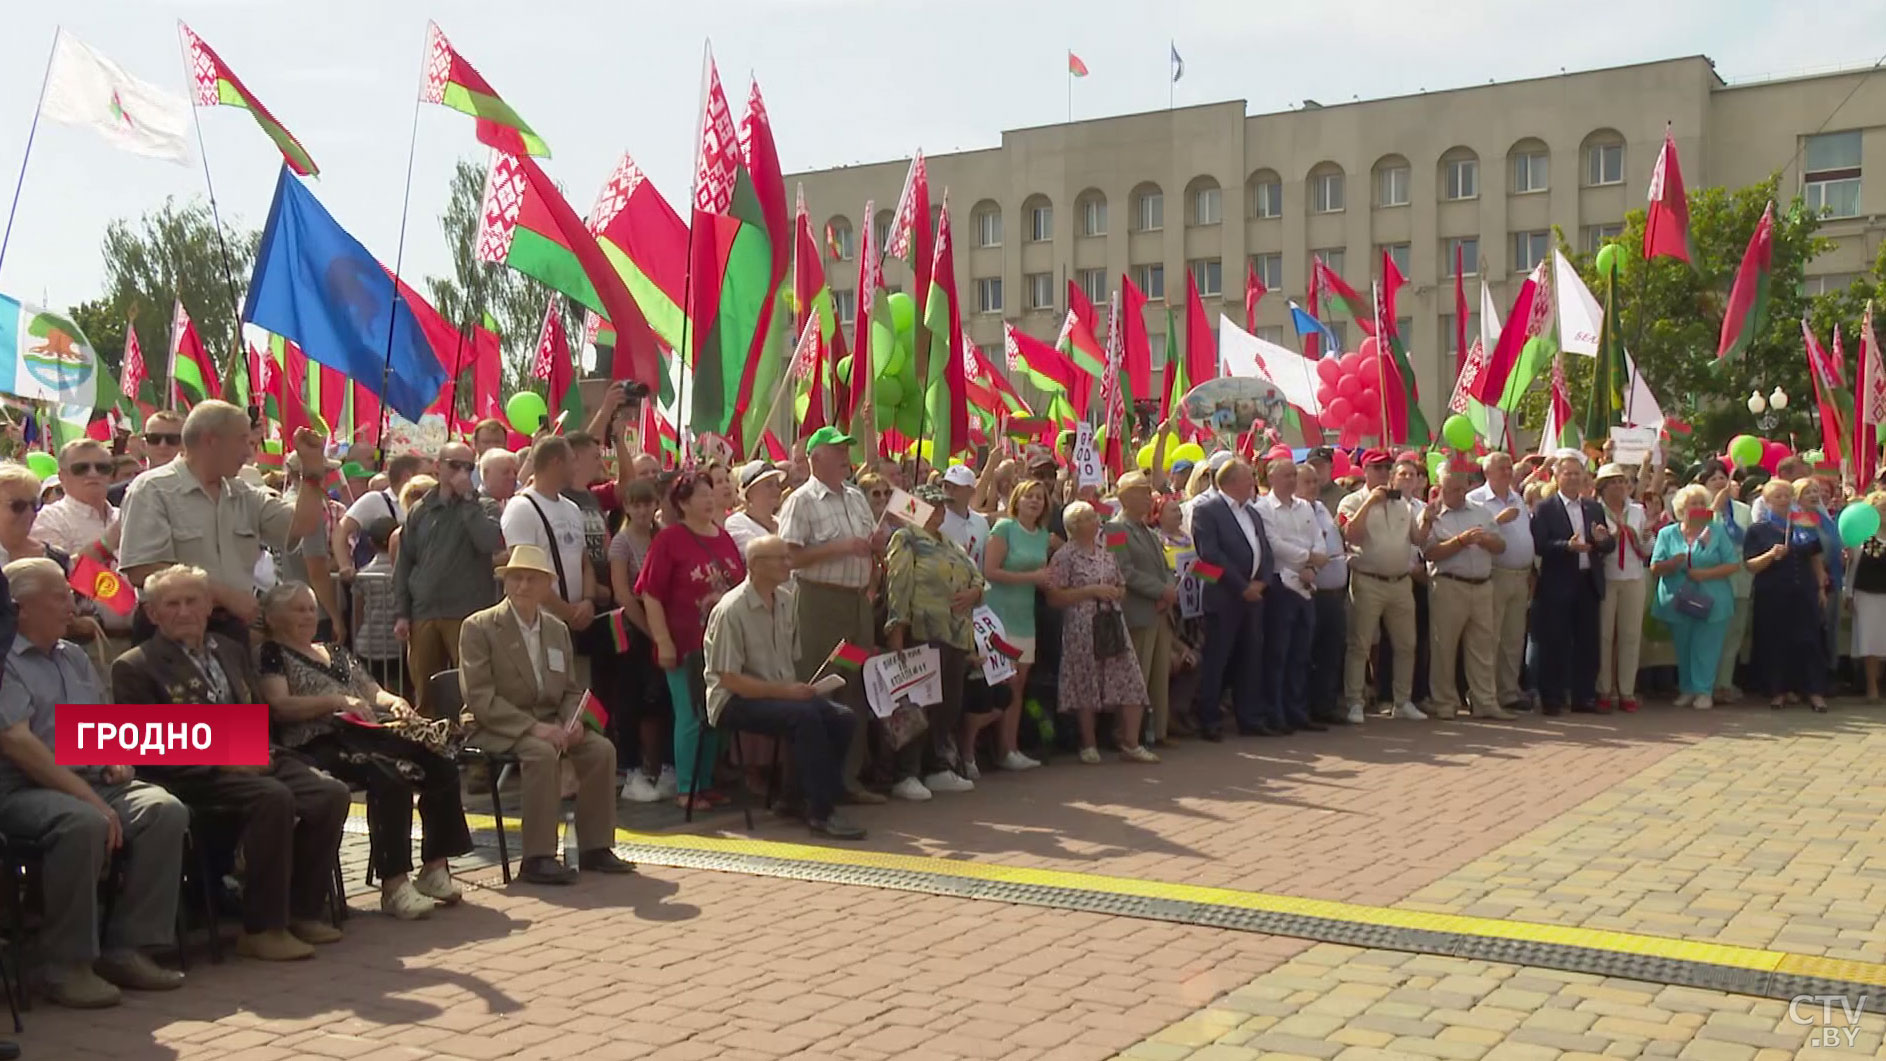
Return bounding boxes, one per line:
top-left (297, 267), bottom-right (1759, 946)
top-left (683, 705), bottom-right (780, 833)
top-left (432, 670), bottom-right (520, 884)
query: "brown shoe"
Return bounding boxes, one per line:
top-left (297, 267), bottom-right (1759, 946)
top-left (236, 930), bottom-right (315, 962)
top-left (288, 919), bottom-right (342, 945)
top-left (42, 963), bottom-right (121, 1008)
top-left (94, 951), bottom-right (183, 992)
top-left (841, 786), bottom-right (887, 806)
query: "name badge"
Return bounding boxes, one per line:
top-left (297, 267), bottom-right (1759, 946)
top-left (546, 648), bottom-right (566, 673)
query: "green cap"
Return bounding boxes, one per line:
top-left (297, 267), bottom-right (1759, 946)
top-left (804, 426), bottom-right (855, 452)
top-left (339, 461), bottom-right (371, 479)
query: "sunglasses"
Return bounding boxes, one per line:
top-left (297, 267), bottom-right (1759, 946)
top-left (6, 499), bottom-right (37, 515)
top-left (66, 461), bottom-right (111, 477)
top-left (143, 432), bottom-right (182, 446)
top-left (442, 459), bottom-right (475, 473)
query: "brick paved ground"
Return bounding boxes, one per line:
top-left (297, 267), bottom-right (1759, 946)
top-left (14, 703), bottom-right (1886, 1060)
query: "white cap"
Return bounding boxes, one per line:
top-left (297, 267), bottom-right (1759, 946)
top-left (1206, 450), bottom-right (1236, 472)
top-left (1553, 447), bottom-right (1588, 467)
top-left (942, 464), bottom-right (977, 487)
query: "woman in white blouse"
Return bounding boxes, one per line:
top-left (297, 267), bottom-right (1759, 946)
top-left (1595, 463), bottom-right (1650, 712)
top-left (723, 461), bottom-right (784, 556)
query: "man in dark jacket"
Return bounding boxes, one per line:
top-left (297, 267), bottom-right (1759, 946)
top-left (1190, 459), bottom-right (1275, 741)
top-left (1530, 454), bottom-right (1616, 715)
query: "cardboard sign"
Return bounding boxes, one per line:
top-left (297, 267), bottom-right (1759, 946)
top-left (1072, 422), bottom-right (1103, 488)
top-left (862, 646), bottom-right (943, 719)
top-left (969, 605), bottom-right (1017, 686)
top-left (1172, 548), bottom-right (1205, 619)
top-left (884, 487), bottom-right (936, 528)
top-left (1610, 425), bottom-right (1660, 467)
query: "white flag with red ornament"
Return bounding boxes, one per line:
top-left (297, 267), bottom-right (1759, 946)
top-left (120, 312), bottom-right (144, 400)
top-left (1449, 338), bottom-right (1486, 415)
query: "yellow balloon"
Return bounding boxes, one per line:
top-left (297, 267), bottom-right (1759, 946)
top-left (903, 439), bottom-right (935, 463)
top-left (1170, 442), bottom-right (1206, 465)
top-left (1135, 432), bottom-right (1189, 470)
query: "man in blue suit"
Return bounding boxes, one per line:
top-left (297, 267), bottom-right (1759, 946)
top-left (1191, 459), bottom-right (1276, 740)
top-left (1530, 453), bottom-right (1615, 715)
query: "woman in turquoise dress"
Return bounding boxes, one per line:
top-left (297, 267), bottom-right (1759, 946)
top-left (981, 478), bottom-right (1054, 771)
top-left (1649, 484), bottom-right (1743, 711)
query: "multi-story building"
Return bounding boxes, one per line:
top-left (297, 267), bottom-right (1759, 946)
top-left (787, 55), bottom-right (1886, 423)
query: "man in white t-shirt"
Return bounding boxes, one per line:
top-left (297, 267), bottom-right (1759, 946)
top-left (332, 453), bottom-right (422, 580)
top-left (500, 436), bottom-right (595, 628)
top-left (938, 464), bottom-right (990, 564)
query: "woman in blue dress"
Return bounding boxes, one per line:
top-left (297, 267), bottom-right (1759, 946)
top-left (1744, 479), bottom-right (1830, 711)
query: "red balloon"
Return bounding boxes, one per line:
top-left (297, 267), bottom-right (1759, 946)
top-left (1359, 336), bottom-right (1381, 361)
top-left (1337, 374), bottom-right (1363, 400)
top-left (1330, 450), bottom-right (1355, 478)
top-left (1316, 357), bottom-right (1342, 384)
top-left (1354, 354), bottom-right (1381, 382)
top-left (1314, 383), bottom-right (1336, 406)
top-left (1358, 386), bottom-right (1379, 413)
top-left (1339, 351), bottom-right (1365, 374)
top-left (1760, 439), bottom-right (1792, 474)
top-left (1345, 412), bottom-right (1371, 435)
top-left (1325, 396), bottom-right (1354, 424)
top-left (1337, 426), bottom-right (1361, 448)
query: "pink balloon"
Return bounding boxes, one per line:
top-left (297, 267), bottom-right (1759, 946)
top-left (1358, 386), bottom-right (1379, 412)
top-left (1316, 357), bottom-right (1342, 384)
top-left (1339, 351), bottom-right (1364, 375)
top-left (1315, 383), bottom-right (1337, 406)
top-left (1760, 439), bottom-right (1791, 474)
top-left (1324, 396), bottom-right (1354, 424)
top-left (1345, 412), bottom-right (1371, 435)
top-left (1330, 450), bottom-right (1355, 478)
top-left (1359, 337), bottom-right (1381, 361)
top-left (1354, 354), bottom-right (1380, 382)
top-left (1336, 374), bottom-right (1363, 401)
top-left (1337, 426), bottom-right (1361, 448)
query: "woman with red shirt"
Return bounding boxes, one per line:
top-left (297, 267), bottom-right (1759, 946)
top-left (635, 471), bottom-right (747, 807)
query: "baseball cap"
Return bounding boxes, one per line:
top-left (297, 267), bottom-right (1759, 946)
top-left (1360, 447), bottom-right (1393, 467)
top-left (942, 464), bottom-right (977, 488)
top-left (339, 461), bottom-right (371, 479)
top-left (804, 425), bottom-right (854, 451)
top-left (1206, 450), bottom-right (1236, 472)
top-left (1027, 453), bottom-right (1059, 471)
top-left (738, 460), bottom-right (784, 492)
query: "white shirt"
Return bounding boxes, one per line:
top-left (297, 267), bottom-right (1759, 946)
top-left (510, 600), bottom-right (545, 690)
top-left (1226, 499), bottom-right (1265, 580)
top-left (1310, 501), bottom-right (1348, 590)
top-left (723, 510), bottom-right (775, 557)
top-left (345, 488), bottom-right (404, 528)
top-left (1181, 487), bottom-right (1221, 536)
top-left (32, 495), bottom-right (117, 556)
top-left (1601, 501), bottom-right (1647, 581)
top-left (501, 487), bottom-right (587, 603)
top-left (941, 507), bottom-right (991, 565)
top-left (1467, 483), bottom-right (1535, 570)
top-left (1257, 492), bottom-right (1320, 598)
top-left (1562, 494), bottom-right (1590, 570)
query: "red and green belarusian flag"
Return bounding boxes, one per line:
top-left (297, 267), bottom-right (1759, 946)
top-left (1067, 52), bottom-right (1090, 77)
top-left (792, 184), bottom-right (847, 436)
top-left (167, 300), bottom-right (219, 408)
top-left (1716, 200), bottom-right (1774, 364)
top-left (1371, 281), bottom-right (1430, 446)
top-left (919, 197), bottom-right (970, 460)
top-left (727, 79), bottom-right (793, 453)
top-left (1803, 321), bottom-right (1849, 469)
top-left (886, 152), bottom-right (933, 328)
top-left (585, 151), bottom-right (690, 356)
top-left (1313, 256), bottom-right (1375, 337)
top-left (1643, 125), bottom-right (1692, 263)
top-left (532, 298), bottom-right (580, 431)
top-left (420, 22), bottom-right (548, 158)
top-left (845, 196), bottom-right (881, 432)
top-left (180, 23), bottom-right (319, 176)
top-left (120, 310), bottom-right (145, 403)
top-left (1005, 323), bottom-right (1079, 432)
top-left (1061, 280), bottom-right (1106, 412)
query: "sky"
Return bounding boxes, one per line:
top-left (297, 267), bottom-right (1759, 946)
top-left (0, 0), bottom-right (1881, 317)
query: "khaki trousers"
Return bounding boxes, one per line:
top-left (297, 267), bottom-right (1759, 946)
top-left (1345, 572), bottom-right (1415, 707)
top-left (1130, 622), bottom-right (1173, 742)
top-left (1598, 577), bottom-right (1648, 698)
top-left (512, 729), bottom-right (618, 859)
top-left (1488, 567), bottom-right (1532, 706)
top-left (408, 618), bottom-right (464, 717)
top-left (793, 580), bottom-right (876, 787)
top-left (1715, 594), bottom-right (1753, 692)
top-left (1427, 577), bottom-right (1498, 716)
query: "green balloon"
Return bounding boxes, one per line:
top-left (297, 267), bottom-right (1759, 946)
top-left (1840, 503), bottom-right (1881, 548)
top-left (835, 354), bottom-right (853, 382)
top-left (1442, 413), bottom-right (1476, 451)
top-left (505, 391), bottom-right (548, 434)
top-left (1425, 449), bottom-right (1445, 480)
top-left (875, 397), bottom-right (895, 430)
top-left (1727, 434), bottom-right (1763, 468)
top-left (793, 392), bottom-right (810, 422)
top-left (24, 451), bottom-right (56, 480)
top-left (1594, 243), bottom-right (1620, 277)
top-left (894, 401), bottom-right (925, 438)
top-left (879, 341), bottom-right (906, 378)
top-left (876, 376), bottom-right (905, 409)
top-left (887, 291), bottom-right (916, 338)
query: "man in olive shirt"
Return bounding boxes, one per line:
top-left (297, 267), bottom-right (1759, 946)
top-left (119, 401), bottom-right (329, 644)
top-left (1418, 464), bottom-right (1514, 721)
top-left (395, 441), bottom-right (503, 714)
top-left (1335, 450), bottom-right (1424, 724)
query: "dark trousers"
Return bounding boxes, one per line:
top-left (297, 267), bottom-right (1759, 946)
top-left (719, 695), bottom-right (857, 820)
top-left (1195, 599), bottom-right (1263, 734)
top-left (1261, 582), bottom-right (1314, 729)
top-left (1534, 586), bottom-right (1601, 707)
top-left (153, 756), bottom-right (350, 933)
top-left (894, 642), bottom-right (967, 779)
top-left (297, 727), bottom-right (473, 880)
top-left (1309, 589), bottom-right (1348, 720)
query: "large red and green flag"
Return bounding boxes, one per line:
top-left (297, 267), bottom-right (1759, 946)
top-left (785, 314), bottom-right (826, 438)
top-left (1539, 354), bottom-right (1577, 451)
top-left (1179, 270), bottom-right (1217, 414)
top-left (180, 23), bottom-right (318, 176)
top-left (727, 79), bottom-right (793, 453)
top-left (792, 184), bottom-right (846, 435)
top-left (1469, 259), bottom-right (1549, 406)
top-left (1314, 256), bottom-right (1374, 337)
top-left (1803, 321), bottom-right (1849, 469)
top-left (967, 344), bottom-right (1028, 422)
top-left (1643, 125), bottom-right (1691, 263)
top-left (1372, 281), bottom-right (1430, 445)
top-left (1856, 301), bottom-right (1884, 489)
top-left (1716, 201), bottom-right (1774, 364)
top-left (919, 198), bottom-right (970, 460)
top-left (532, 299), bottom-right (579, 430)
top-left (167, 300), bottom-right (219, 407)
top-left (1119, 275), bottom-right (1152, 398)
top-left (885, 153), bottom-right (933, 324)
top-left (1061, 279), bottom-right (1106, 396)
top-left (1004, 323), bottom-right (1078, 430)
top-left (585, 152), bottom-right (690, 355)
top-left (846, 197), bottom-right (880, 431)
top-left (420, 22), bottom-right (548, 158)
top-left (1100, 292), bottom-right (1126, 476)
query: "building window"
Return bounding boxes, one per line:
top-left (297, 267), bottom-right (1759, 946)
top-left (1028, 205), bottom-right (1053, 242)
top-left (1586, 143), bottom-right (1624, 186)
top-left (874, 213), bottom-right (892, 251)
top-left (1251, 253), bottom-right (1282, 293)
top-left (975, 277), bottom-right (1003, 314)
top-left (1513, 230), bottom-right (1550, 274)
top-left (1311, 172), bottom-right (1344, 214)
top-left (1805, 130), bottom-right (1862, 219)
top-left (1026, 272), bottom-right (1055, 310)
top-left (834, 288), bottom-right (856, 326)
top-left (1312, 248), bottom-right (1345, 280)
top-left (1134, 191), bottom-right (1164, 232)
top-left (1376, 166), bottom-right (1410, 207)
top-left (1582, 223), bottom-right (1624, 253)
top-left (1080, 198), bottom-right (1107, 236)
top-left (1377, 243), bottom-right (1411, 277)
top-left (1438, 312), bottom-right (1480, 353)
top-left (1192, 187), bottom-right (1222, 226)
top-left (1190, 259), bottom-right (1222, 297)
top-left (1444, 237), bottom-right (1479, 276)
top-left (828, 222), bottom-right (855, 261)
top-left (1252, 180), bottom-right (1282, 219)
top-left (1443, 158), bottom-right (1478, 201)
top-left (1255, 326), bottom-right (1286, 346)
top-left (1801, 273), bottom-right (1859, 297)
top-left (1132, 263), bottom-right (1165, 300)
top-left (1077, 268), bottom-right (1107, 305)
top-left (1512, 152), bottom-right (1549, 194)
top-left (975, 209), bottom-right (1002, 248)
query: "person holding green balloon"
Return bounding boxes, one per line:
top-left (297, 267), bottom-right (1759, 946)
top-left (1843, 491), bottom-right (1886, 700)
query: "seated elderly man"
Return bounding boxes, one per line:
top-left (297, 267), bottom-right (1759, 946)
top-left (459, 544), bottom-right (630, 885)
top-left (0, 558), bottom-right (187, 1007)
top-left (704, 536), bottom-right (865, 840)
top-left (111, 564), bottom-right (351, 961)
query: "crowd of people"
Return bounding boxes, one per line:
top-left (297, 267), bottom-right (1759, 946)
top-left (0, 382), bottom-right (1875, 1010)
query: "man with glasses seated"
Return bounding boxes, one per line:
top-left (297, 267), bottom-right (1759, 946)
top-left (109, 410), bottom-right (184, 507)
top-left (395, 441), bottom-right (503, 716)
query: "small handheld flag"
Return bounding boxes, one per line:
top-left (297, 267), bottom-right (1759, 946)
top-left (1104, 529), bottom-right (1128, 552)
top-left (828, 641), bottom-right (871, 672)
top-left (605, 608), bottom-right (631, 653)
top-left (69, 555), bottom-right (135, 616)
top-left (570, 690), bottom-right (610, 735)
top-left (989, 634), bottom-right (1023, 661)
top-left (1192, 560), bottom-right (1225, 584)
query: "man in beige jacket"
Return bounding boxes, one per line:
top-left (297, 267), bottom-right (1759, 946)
top-left (459, 544), bottom-right (632, 885)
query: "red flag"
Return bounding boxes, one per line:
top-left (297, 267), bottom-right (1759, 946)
top-left (420, 22), bottom-right (548, 158)
top-left (1304, 257), bottom-right (1325, 362)
top-left (168, 301), bottom-right (220, 407)
top-left (1803, 321), bottom-right (1846, 469)
top-left (121, 311), bottom-right (145, 402)
top-left (849, 197), bottom-right (880, 428)
top-left (1062, 280), bottom-right (1106, 396)
top-left (1100, 294), bottom-right (1126, 477)
top-left (1452, 244), bottom-right (1469, 381)
top-left (1183, 270), bottom-right (1216, 400)
top-left (925, 198), bottom-right (971, 459)
top-left (1382, 250), bottom-right (1407, 326)
top-left (1244, 259), bottom-right (1266, 333)
top-left (1469, 262), bottom-right (1545, 406)
top-left (1643, 125), bottom-right (1691, 263)
top-left (1314, 257), bottom-right (1375, 337)
top-left (470, 320), bottom-right (502, 421)
top-left (1716, 202), bottom-right (1774, 363)
top-left (70, 554), bottom-right (135, 616)
top-left (1119, 276), bottom-right (1151, 398)
top-left (725, 78), bottom-right (792, 453)
top-left (1067, 52), bottom-right (1090, 77)
top-left (886, 153), bottom-right (933, 322)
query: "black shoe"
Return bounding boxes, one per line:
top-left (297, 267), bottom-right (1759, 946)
top-left (578, 848), bottom-right (637, 874)
top-left (809, 815), bottom-right (867, 840)
top-left (1542, 704), bottom-right (1564, 717)
top-left (0, 1039), bottom-right (17, 1060)
top-left (1200, 728), bottom-right (1224, 743)
top-left (517, 856), bottom-right (579, 885)
top-left (1571, 702), bottom-right (1598, 714)
top-left (1238, 724), bottom-right (1277, 737)
top-left (1296, 720), bottom-right (1330, 732)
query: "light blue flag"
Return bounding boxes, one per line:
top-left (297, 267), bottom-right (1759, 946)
top-left (1287, 300), bottom-right (1342, 352)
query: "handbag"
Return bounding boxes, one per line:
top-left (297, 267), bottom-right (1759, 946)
top-left (882, 703), bottom-right (930, 750)
top-left (1092, 601), bottom-right (1128, 660)
top-left (1671, 582), bottom-right (1713, 621)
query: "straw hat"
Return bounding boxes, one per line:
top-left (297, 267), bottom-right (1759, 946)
top-left (497, 543), bottom-right (557, 578)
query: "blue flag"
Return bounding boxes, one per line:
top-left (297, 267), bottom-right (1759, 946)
top-left (1288, 300), bottom-right (1342, 352)
top-left (243, 167), bottom-right (447, 423)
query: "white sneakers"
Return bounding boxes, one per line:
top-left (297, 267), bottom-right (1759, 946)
top-left (1345, 704), bottom-right (1366, 725)
top-left (997, 750), bottom-right (1040, 771)
top-left (924, 770), bottom-right (974, 793)
top-left (891, 777), bottom-right (933, 801)
top-left (1394, 702), bottom-right (1428, 721)
top-left (1673, 693), bottom-right (1693, 708)
top-left (962, 756), bottom-right (981, 781)
top-left (621, 773), bottom-right (661, 803)
top-left (381, 880), bottom-right (435, 921)
top-left (414, 863), bottom-right (462, 904)
top-left (1119, 745), bottom-right (1161, 764)
top-left (1692, 695), bottom-right (1713, 711)
top-left (1077, 747), bottom-right (1102, 765)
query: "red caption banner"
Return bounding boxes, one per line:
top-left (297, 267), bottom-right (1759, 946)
top-left (56, 704), bottom-right (272, 767)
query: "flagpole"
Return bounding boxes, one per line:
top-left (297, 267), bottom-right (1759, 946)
top-left (445, 317), bottom-right (470, 429)
top-left (0, 30), bottom-right (59, 279)
top-left (674, 41), bottom-right (712, 464)
top-left (1373, 283), bottom-right (1391, 446)
top-left (377, 27), bottom-right (427, 458)
top-left (1168, 41), bottom-right (1174, 111)
top-left (177, 22), bottom-right (249, 399)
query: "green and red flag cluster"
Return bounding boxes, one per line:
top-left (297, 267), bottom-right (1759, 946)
top-left (420, 22), bottom-right (548, 157)
top-left (1119, 276), bottom-right (1152, 398)
top-left (1803, 321), bottom-right (1849, 468)
top-left (1005, 323), bottom-right (1078, 433)
top-left (920, 197), bottom-right (970, 461)
top-left (181, 23), bottom-right (319, 176)
top-left (1314, 256), bottom-right (1375, 337)
top-left (167, 300), bottom-right (219, 408)
top-left (531, 298), bottom-right (580, 431)
top-left (1716, 201), bottom-right (1774, 364)
top-left (845, 196), bottom-right (880, 432)
top-left (1060, 280), bottom-right (1105, 412)
top-left (585, 151), bottom-right (690, 356)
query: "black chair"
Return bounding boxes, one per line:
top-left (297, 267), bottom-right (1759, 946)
top-left (431, 669), bottom-right (520, 884)
top-left (0, 834), bottom-right (37, 1029)
top-left (683, 704), bottom-right (780, 832)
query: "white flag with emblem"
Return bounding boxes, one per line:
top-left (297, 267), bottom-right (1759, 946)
top-left (41, 30), bottom-right (191, 166)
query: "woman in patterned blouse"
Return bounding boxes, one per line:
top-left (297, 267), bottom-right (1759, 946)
top-left (884, 483), bottom-right (987, 799)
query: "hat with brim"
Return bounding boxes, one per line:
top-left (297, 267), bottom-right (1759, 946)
top-left (496, 543), bottom-right (558, 579)
top-left (804, 425), bottom-right (855, 452)
top-left (738, 460), bottom-right (784, 492)
top-left (1594, 462), bottom-right (1630, 485)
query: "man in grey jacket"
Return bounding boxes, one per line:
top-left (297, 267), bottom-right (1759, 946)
top-left (395, 441), bottom-right (503, 715)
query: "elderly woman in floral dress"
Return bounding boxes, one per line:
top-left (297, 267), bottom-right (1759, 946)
top-left (1046, 501), bottom-right (1157, 765)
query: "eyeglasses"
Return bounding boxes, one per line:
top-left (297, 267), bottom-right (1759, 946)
top-left (65, 461), bottom-right (111, 477)
top-left (868, 489), bottom-right (890, 499)
top-left (6, 499), bottom-right (37, 515)
top-left (442, 459), bottom-right (475, 473)
top-left (143, 433), bottom-right (181, 446)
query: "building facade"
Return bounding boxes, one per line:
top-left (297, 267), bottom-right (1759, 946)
top-left (787, 56), bottom-right (1886, 423)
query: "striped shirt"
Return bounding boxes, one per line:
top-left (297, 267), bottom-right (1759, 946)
top-left (777, 477), bottom-right (875, 589)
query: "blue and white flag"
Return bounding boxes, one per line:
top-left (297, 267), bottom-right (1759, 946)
top-left (1287, 300), bottom-right (1342, 353)
top-left (0, 295), bottom-right (104, 411)
top-left (1170, 43), bottom-right (1184, 83)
